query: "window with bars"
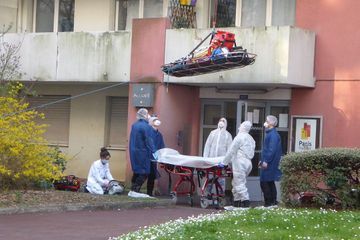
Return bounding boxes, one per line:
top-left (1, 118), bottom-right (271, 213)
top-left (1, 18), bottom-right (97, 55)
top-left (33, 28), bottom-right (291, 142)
top-left (168, 0), bottom-right (197, 29)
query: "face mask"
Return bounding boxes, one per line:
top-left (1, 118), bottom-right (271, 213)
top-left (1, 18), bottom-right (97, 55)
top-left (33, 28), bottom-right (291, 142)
top-left (218, 122), bottom-right (225, 128)
top-left (263, 122), bottom-right (269, 128)
top-left (154, 120), bottom-right (161, 126)
top-left (101, 159), bottom-right (109, 165)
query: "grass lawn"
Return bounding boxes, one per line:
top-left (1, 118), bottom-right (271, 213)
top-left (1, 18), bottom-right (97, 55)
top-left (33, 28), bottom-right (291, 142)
top-left (112, 207), bottom-right (360, 240)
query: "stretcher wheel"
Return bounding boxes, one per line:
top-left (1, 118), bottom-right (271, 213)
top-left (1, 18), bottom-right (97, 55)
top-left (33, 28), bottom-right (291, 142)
top-left (170, 191), bottom-right (177, 204)
top-left (187, 194), bottom-right (194, 207)
top-left (215, 197), bottom-right (225, 209)
top-left (200, 197), bottom-right (209, 209)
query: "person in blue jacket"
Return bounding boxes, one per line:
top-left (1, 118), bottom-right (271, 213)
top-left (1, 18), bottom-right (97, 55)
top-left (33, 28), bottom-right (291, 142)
top-left (259, 115), bottom-right (283, 207)
top-left (128, 108), bottom-right (156, 197)
top-left (147, 115), bottom-right (165, 196)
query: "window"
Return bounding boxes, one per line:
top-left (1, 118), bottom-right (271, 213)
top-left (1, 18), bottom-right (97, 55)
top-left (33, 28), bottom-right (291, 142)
top-left (58, 0), bottom-right (75, 32)
top-left (144, 0), bottom-right (163, 18)
top-left (35, 0), bottom-right (54, 32)
top-left (241, 0), bottom-right (267, 27)
top-left (210, 0), bottom-right (237, 28)
top-left (115, 0), bottom-right (128, 30)
top-left (106, 97), bottom-right (129, 148)
top-left (116, 0), bottom-right (143, 30)
top-left (35, 0), bottom-right (74, 32)
top-left (27, 95), bottom-right (71, 146)
top-left (207, 0), bottom-right (295, 28)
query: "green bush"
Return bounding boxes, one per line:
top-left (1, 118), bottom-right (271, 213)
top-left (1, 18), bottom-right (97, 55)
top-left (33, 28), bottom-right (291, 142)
top-left (280, 148), bottom-right (360, 209)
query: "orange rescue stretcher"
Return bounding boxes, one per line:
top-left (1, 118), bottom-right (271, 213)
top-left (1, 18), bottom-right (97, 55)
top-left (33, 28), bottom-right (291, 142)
top-left (161, 30), bottom-right (256, 77)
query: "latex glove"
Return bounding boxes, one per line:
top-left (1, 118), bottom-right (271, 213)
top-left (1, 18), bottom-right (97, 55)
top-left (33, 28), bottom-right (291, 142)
top-left (103, 179), bottom-right (109, 187)
top-left (152, 152), bottom-right (158, 160)
top-left (218, 163), bottom-right (225, 168)
top-left (261, 162), bottom-right (268, 169)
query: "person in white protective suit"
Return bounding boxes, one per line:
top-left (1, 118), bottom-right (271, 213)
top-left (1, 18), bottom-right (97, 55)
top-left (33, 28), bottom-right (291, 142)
top-left (222, 121), bottom-right (255, 208)
top-left (86, 147), bottom-right (114, 194)
top-left (203, 117), bottom-right (233, 194)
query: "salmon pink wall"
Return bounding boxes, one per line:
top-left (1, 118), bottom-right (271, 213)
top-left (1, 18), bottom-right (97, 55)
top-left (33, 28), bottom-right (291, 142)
top-left (126, 18), bottom-right (170, 183)
top-left (296, 0), bottom-right (360, 80)
top-left (155, 84), bottom-right (200, 155)
top-left (126, 18), bottom-right (201, 189)
top-left (155, 84), bottom-right (200, 195)
top-left (130, 18), bottom-right (169, 81)
top-left (291, 81), bottom-right (360, 147)
top-left (292, 1), bottom-right (360, 147)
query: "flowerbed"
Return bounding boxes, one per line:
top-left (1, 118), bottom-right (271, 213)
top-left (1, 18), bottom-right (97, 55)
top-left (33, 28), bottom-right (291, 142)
top-left (112, 208), bottom-right (360, 240)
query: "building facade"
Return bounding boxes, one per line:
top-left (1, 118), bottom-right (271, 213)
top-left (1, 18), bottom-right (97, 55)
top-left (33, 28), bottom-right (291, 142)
top-left (0, 0), bottom-right (358, 200)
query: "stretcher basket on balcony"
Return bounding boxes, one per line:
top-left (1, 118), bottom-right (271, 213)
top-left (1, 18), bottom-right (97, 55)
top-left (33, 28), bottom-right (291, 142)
top-left (161, 30), bottom-right (256, 77)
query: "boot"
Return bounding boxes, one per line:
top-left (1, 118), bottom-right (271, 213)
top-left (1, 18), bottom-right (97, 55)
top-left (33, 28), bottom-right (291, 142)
top-left (233, 200), bottom-right (241, 207)
top-left (242, 200), bottom-right (250, 208)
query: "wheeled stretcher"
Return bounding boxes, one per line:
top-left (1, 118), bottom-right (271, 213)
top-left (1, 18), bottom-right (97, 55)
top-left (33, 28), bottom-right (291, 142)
top-left (156, 148), bottom-right (232, 208)
top-left (198, 166), bottom-right (232, 208)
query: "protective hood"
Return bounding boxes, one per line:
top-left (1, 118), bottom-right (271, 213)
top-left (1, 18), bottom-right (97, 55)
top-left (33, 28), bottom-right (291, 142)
top-left (218, 117), bottom-right (228, 130)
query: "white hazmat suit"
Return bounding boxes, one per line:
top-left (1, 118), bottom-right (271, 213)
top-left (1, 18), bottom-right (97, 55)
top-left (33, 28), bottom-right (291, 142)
top-left (223, 121), bottom-right (255, 204)
top-left (203, 118), bottom-right (232, 194)
top-left (203, 118), bottom-right (232, 158)
top-left (86, 159), bottom-right (114, 194)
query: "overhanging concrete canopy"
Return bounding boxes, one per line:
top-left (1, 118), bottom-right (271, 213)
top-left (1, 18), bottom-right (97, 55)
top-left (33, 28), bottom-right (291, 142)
top-left (164, 26), bottom-right (316, 88)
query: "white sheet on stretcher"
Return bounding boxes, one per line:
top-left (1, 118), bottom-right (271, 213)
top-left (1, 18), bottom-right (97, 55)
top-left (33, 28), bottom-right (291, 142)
top-left (155, 148), bottom-right (223, 169)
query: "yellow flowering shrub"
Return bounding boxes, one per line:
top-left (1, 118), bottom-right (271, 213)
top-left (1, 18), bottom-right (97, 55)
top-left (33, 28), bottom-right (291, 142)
top-left (0, 83), bottom-right (65, 189)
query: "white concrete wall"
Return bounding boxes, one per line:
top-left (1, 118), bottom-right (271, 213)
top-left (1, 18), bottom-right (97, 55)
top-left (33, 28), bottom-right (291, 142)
top-left (164, 26), bottom-right (316, 87)
top-left (74, 0), bottom-right (115, 32)
top-left (33, 83), bottom-right (129, 181)
top-left (4, 31), bottom-right (131, 82)
top-left (288, 27), bottom-right (316, 87)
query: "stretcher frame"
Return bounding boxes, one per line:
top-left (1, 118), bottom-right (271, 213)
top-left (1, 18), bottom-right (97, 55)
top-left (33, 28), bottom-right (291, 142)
top-left (160, 163), bottom-right (232, 208)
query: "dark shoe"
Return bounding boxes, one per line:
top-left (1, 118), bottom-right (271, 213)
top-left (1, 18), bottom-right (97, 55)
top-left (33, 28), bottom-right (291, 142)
top-left (264, 201), bottom-right (272, 207)
top-left (233, 200), bottom-right (241, 207)
top-left (242, 200), bottom-right (250, 208)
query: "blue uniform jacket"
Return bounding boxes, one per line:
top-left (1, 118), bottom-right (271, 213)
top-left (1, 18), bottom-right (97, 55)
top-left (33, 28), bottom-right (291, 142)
top-left (260, 128), bottom-right (282, 182)
top-left (129, 119), bottom-right (155, 174)
top-left (150, 129), bottom-right (165, 152)
top-left (149, 128), bottom-right (165, 177)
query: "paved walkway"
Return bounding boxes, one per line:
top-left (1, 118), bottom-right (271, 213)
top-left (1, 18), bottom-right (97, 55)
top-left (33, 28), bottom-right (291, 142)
top-left (0, 206), bottom-right (217, 240)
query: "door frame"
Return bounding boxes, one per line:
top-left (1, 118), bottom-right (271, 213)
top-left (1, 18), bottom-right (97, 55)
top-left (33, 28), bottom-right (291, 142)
top-left (200, 99), bottom-right (290, 201)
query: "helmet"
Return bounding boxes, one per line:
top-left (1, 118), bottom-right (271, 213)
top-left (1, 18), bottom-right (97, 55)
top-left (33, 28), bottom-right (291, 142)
top-left (107, 180), bottom-right (124, 195)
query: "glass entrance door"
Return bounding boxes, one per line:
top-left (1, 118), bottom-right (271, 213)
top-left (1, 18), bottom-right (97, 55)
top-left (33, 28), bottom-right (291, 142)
top-left (236, 100), bottom-right (290, 201)
top-left (201, 99), bottom-right (289, 202)
top-left (237, 101), bottom-right (266, 201)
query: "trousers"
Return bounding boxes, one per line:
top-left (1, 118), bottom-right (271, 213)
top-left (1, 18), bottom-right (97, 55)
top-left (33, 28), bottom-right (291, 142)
top-left (131, 173), bottom-right (148, 192)
top-left (260, 181), bottom-right (277, 206)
